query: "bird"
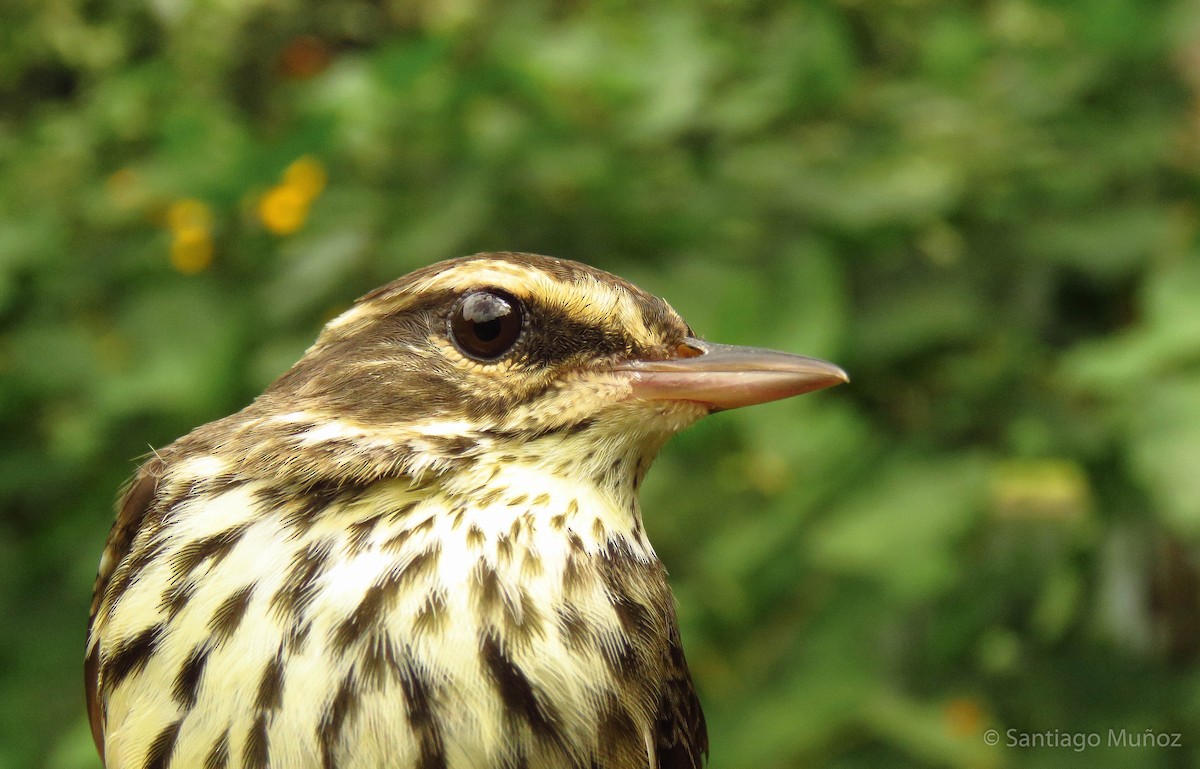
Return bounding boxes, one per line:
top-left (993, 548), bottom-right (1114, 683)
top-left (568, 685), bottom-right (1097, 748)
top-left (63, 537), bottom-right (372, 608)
top-left (85, 252), bottom-right (848, 769)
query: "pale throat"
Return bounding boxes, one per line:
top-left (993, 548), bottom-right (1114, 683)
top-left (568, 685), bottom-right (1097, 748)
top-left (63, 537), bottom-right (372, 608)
top-left (437, 426), bottom-right (668, 556)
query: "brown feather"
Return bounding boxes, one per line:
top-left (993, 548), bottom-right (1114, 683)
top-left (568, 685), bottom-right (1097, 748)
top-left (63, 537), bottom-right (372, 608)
top-left (86, 457), bottom-right (164, 762)
top-left (654, 612), bottom-right (708, 769)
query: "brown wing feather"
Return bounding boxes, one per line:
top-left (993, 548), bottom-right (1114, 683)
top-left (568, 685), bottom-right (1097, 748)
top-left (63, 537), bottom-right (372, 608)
top-left (654, 620), bottom-right (709, 769)
top-left (85, 457), bottom-right (164, 762)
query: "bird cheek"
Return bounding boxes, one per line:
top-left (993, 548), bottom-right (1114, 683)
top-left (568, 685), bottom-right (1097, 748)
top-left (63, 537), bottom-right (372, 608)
top-left (606, 398), bottom-right (711, 444)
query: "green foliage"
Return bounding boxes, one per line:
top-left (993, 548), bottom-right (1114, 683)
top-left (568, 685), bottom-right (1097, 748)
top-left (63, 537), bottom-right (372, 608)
top-left (4, 1), bottom-right (1200, 767)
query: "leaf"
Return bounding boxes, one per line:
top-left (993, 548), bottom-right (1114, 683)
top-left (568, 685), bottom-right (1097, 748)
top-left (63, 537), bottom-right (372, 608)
top-left (808, 454), bottom-right (988, 602)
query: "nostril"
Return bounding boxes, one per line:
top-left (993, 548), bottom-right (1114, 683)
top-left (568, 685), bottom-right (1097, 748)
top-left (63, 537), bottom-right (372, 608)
top-left (675, 337), bottom-right (715, 359)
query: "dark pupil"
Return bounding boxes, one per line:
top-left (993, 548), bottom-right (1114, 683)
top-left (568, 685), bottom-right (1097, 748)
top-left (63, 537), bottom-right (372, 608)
top-left (472, 318), bottom-right (502, 343)
top-left (452, 291), bottom-right (522, 360)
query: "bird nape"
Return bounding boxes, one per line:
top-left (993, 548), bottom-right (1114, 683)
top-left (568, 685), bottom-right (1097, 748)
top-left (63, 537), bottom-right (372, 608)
top-left (85, 252), bottom-right (848, 769)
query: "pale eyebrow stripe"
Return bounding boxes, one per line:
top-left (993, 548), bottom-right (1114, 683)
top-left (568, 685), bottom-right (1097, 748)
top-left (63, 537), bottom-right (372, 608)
top-left (324, 260), bottom-right (659, 345)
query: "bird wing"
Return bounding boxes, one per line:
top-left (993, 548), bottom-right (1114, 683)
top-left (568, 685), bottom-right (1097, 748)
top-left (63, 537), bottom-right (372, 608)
top-left (654, 617), bottom-right (709, 769)
top-left (85, 457), bottom-right (165, 762)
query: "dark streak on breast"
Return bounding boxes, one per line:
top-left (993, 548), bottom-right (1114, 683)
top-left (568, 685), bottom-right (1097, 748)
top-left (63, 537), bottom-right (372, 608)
top-left (271, 539), bottom-right (333, 620)
top-left (173, 643), bottom-right (210, 708)
top-left (209, 585), bottom-right (255, 642)
top-left (171, 523), bottom-right (251, 579)
top-left (397, 651), bottom-right (447, 769)
top-left (243, 712), bottom-right (270, 769)
top-left (102, 624), bottom-right (164, 694)
top-left (319, 673), bottom-right (359, 769)
top-left (204, 729), bottom-right (230, 769)
top-left (142, 719), bottom-right (182, 769)
top-left (481, 632), bottom-right (563, 746)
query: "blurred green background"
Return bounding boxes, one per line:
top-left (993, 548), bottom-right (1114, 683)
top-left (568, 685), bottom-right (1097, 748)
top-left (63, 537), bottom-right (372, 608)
top-left (4, 1), bottom-right (1200, 767)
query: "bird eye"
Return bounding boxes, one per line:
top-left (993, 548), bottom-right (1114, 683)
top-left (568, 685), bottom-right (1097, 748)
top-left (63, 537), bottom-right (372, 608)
top-left (449, 290), bottom-right (525, 361)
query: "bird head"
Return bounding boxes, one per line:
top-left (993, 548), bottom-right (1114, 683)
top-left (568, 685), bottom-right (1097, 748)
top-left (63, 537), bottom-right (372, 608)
top-left (215, 252), bottom-right (846, 486)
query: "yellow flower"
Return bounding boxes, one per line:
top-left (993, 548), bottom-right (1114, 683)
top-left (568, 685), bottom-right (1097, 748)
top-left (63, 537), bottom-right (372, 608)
top-left (166, 198), bottom-right (214, 233)
top-left (258, 184), bottom-right (312, 236)
top-left (164, 198), bottom-right (215, 274)
top-left (943, 697), bottom-right (986, 738)
top-left (283, 156), bottom-right (327, 199)
top-left (170, 227), bottom-right (213, 274)
top-left (258, 156), bottom-right (326, 236)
